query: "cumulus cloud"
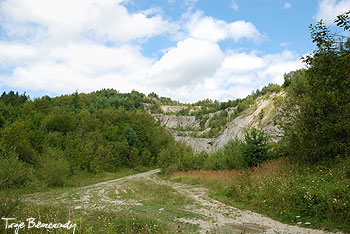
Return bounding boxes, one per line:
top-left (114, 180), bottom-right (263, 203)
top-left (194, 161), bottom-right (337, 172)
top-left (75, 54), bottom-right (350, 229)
top-left (0, 0), bottom-right (172, 43)
top-left (316, 0), bottom-right (350, 24)
top-left (257, 51), bottom-right (304, 84)
top-left (148, 38), bottom-right (224, 87)
top-left (0, 42), bottom-right (37, 65)
top-left (187, 11), bottom-right (263, 43)
top-left (0, 42), bottom-right (303, 102)
top-left (1, 42), bottom-right (153, 94)
top-left (146, 50), bottom-right (304, 102)
top-left (0, 0), bottom-right (303, 103)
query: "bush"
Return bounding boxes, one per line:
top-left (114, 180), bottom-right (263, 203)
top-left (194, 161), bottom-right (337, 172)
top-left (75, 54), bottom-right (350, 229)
top-left (241, 128), bottom-right (271, 167)
top-left (39, 148), bottom-right (70, 187)
top-left (0, 144), bottom-right (30, 188)
top-left (201, 139), bottom-right (243, 170)
top-left (280, 12), bottom-right (350, 162)
top-left (222, 138), bottom-right (244, 170)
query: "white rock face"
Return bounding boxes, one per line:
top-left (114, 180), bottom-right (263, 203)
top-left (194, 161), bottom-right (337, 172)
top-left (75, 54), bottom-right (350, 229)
top-left (153, 114), bottom-right (200, 129)
top-left (160, 105), bottom-right (186, 113)
top-left (153, 93), bottom-right (284, 153)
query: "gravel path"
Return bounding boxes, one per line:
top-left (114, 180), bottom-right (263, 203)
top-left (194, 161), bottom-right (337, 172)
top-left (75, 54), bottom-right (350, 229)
top-left (25, 169), bottom-right (341, 234)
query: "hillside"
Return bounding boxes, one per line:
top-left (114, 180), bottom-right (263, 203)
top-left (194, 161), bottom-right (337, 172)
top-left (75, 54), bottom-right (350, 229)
top-left (150, 91), bottom-right (284, 152)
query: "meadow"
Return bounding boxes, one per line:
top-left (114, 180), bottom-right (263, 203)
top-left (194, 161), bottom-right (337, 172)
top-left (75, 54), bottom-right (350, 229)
top-left (171, 157), bottom-right (350, 233)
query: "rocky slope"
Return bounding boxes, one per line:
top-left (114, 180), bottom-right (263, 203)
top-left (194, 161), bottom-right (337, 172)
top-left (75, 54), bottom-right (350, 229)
top-left (152, 92), bottom-right (284, 153)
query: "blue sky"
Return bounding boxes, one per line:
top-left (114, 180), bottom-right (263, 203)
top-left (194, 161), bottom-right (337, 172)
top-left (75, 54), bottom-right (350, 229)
top-left (0, 0), bottom-right (349, 102)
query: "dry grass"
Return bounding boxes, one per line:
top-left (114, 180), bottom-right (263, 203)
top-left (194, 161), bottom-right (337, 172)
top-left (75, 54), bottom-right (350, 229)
top-left (171, 157), bottom-right (350, 232)
top-left (172, 157), bottom-right (290, 187)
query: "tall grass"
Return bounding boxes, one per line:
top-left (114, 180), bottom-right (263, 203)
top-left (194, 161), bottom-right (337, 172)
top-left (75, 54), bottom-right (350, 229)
top-left (1, 203), bottom-right (167, 234)
top-left (172, 157), bottom-right (350, 233)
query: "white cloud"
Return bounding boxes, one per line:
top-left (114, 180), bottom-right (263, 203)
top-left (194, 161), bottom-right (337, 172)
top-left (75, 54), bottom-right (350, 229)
top-left (231, 0), bottom-right (239, 11)
top-left (146, 50), bottom-right (304, 102)
top-left (148, 38), bottom-right (224, 87)
top-left (226, 21), bottom-right (263, 42)
top-left (257, 51), bottom-right (304, 84)
top-left (0, 42), bottom-right (304, 103)
top-left (187, 11), bottom-right (263, 43)
top-left (0, 0), bottom-right (172, 43)
top-left (1, 42), bottom-right (153, 94)
top-left (279, 42), bottom-right (291, 47)
top-left (49, 43), bottom-right (152, 77)
top-left (284, 2), bottom-right (291, 9)
top-left (220, 52), bottom-right (265, 74)
top-left (184, 0), bottom-right (198, 9)
top-left (207, 50), bottom-right (303, 101)
top-left (0, 42), bottom-right (37, 65)
top-left (316, 0), bottom-right (350, 24)
top-left (0, 0), bottom-right (304, 103)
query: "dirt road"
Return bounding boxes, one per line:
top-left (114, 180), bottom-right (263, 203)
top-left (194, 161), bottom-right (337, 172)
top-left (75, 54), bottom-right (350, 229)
top-left (25, 169), bottom-right (340, 234)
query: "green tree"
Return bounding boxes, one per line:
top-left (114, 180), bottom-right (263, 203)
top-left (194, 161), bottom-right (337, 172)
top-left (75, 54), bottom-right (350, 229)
top-left (241, 128), bottom-right (270, 167)
top-left (0, 144), bottom-right (29, 188)
top-left (280, 11), bottom-right (350, 162)
top-left (122, 125), bottom-right (139, 148)
top-left (222, 138), bottom-right (244, 170)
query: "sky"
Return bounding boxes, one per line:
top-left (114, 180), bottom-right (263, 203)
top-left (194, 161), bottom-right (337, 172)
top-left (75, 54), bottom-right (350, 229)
top-left (0, 0), bottom-right (349, 103)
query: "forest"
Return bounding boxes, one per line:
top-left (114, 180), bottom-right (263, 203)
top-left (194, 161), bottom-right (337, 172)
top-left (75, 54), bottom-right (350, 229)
top-left (0, 10), bottom-right (349, 234)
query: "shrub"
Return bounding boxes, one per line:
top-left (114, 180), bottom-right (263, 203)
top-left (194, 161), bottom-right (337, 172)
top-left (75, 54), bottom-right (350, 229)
top-left (222, 138), bottom-right (244, 170)
top-left (39, 148), bottom-right (70, 187)
top-left (280, 12), bottom-right (350, 162)
top-left (241, 128), bottom-right (271, 167)
top-left (0, 144), bottom-right (29, 188)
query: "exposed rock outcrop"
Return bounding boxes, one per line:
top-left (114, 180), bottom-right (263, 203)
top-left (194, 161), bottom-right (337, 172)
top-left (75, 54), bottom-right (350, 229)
top-left (153, 92), bottom-right (284, 153)
top-left (153, 114), bottom-right (199, 129)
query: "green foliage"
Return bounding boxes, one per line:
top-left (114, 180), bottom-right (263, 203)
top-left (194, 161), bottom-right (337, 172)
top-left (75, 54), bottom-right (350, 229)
top-left (158, 141), bottom-right (200, 174)
top-left (175, 157), bottom-right (350, 232)
top-left (222, 139), bottom-right (244, 170)
top-left (200, 128), bottom-right (272, 171)
top-left (201, 139), bottom-right (244, 170)
top-left (0, 145), bottom-right (29, 188)
top-left (282, 69), bottom-right (307, 93)
top-left (0, 91), bottom-right (29, 106)
top-left (177, 106), bottom-right (191, 116)
top-left (0, 120), bottom-right (37, 163)
top-left (280, 12), bottom-right (350, 162)
top-left (38, 148), bottom-right (71, 187)
top-left (241, 128), bottom-right (271, 167)
top-left (150, 102), bottom-right (162, 113)
top-left (0, 88), bottom-right (180, 187)
top-left (236, 96), bottom-right (254, 113)
top-left (122, 125), bottom-right (139, 147)
top-left (199, 115), bottom-right (209, 129)
top-left (44, 110), bottom-right (77, 134)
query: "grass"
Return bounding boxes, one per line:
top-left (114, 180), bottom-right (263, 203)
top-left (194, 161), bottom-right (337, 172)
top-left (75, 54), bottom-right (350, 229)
top-left (109, 179), bottom-right (194, 206)
top-left (22, 167), bottom-right (152, 194)
top-left (106, 178), bottom-right (202, 233)
top-left (1, 202), bottom-right (169, 233)
top-left (1, 171), bottom-right (202, 234)
top-left (171, 157), bottom-right (350, 233)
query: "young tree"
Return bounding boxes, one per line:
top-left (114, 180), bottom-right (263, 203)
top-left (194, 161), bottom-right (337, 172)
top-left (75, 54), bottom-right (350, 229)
top-left (280, 11), bottom-right (350, 162)
top-left (241, 128), bottom-right (270, 167)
